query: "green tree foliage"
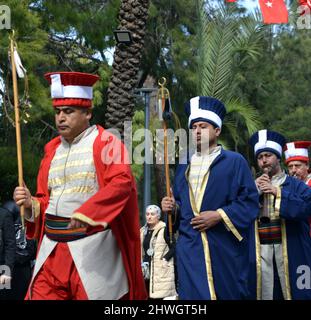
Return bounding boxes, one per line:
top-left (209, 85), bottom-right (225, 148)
top-left (197, 1), bottom-right (263, 153)
top-left (237, 28), bottom-right (311, 142)
top-left (0, 0), bottom-right (311, 204)
top-left (0, 0), bottom-right (117, 202)
top-left (0, 0), bottom-right (52, 118)
top-left (31, 0), bottom-right (120, 68)
top-left (0, 146), bottom-right (41, 202)
top-left (142, 0), bottom-right (199, 122)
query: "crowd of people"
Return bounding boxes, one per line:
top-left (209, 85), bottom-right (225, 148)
top-left (0, 71), bottom-right (310, 300)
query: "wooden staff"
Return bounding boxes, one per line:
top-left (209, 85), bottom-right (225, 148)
top-left (158, 77), bottom-right (173, 244)
top-left (10, 32), bottom-right (25, 229)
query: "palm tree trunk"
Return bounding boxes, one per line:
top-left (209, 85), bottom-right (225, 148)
top-left (105, 0), bottom-right (150, 134)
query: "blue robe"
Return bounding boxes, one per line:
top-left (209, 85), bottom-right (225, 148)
top-left (250, 176), bottom-right (311, 300)
top-left (172, 149), bottom-right (259, 300)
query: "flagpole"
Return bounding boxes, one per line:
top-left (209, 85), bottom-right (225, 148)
top-left (158, 77), bottom-right (173, 245)
top-left (10, 31), bottom-right (25, 229)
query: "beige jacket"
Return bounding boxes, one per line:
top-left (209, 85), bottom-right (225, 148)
top-left (140, 221), bottom-right (177, 299)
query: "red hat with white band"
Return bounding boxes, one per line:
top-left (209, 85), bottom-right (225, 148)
top-left (44, 72), bottom-right (99, 108)
top-left (284, 141), bottom-right (311, 164)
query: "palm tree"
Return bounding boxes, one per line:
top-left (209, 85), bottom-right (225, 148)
top-left (105, 0), bottom-right (150, 134)
top-left (197, 1), bottom-right (264, 152)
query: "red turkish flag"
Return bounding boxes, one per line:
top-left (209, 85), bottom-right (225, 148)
top-left (225, 0), bottom-right (236, 2)
top-left (299, 0), bottom-right (311, 6)
top-left (258, 0), bottom-right (288, 24)
top-left (298, 0), bottom-right (311, 15)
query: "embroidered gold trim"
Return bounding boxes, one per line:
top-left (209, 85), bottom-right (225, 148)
top-left (52, 147), bottom-right (93, 161)
top-left (201, 231), bottom-right (216, 300)
top-left (71, 212), bottom-right (108, 229)
top-left (31, 197), bottom-right (41, 219)
top-left (49, 159), bottom-right (94, 173)
top-left (281, 219), bottom-right (292, 300)
top-left (48, 172), bottom-right (96, 187)
top-left (254, 220), bottom-right (262, 300)
top-left (185, 165), bottom-right (217, 300)
top-left (268, 185), bottom-right (291, 297)
top-left (217, 208), bottom-right (243, 242)
top-left (274, 187), bottom-right (281, 218)
top-left (51, 186), bottom-right (95, 197)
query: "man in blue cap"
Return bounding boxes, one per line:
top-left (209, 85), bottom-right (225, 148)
top-left (161, 96), bottom-right (259, 300)
top-left (249, 129), bottom-right (311, 300)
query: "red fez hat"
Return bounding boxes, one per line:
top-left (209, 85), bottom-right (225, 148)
top-left (44, 72), bottom-right (99, 108)
top-left (284, 141), bottom-right (311, 164)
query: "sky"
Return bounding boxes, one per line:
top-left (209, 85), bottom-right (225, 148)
top-left (234, 0), bottom-right (258, 11)
top-left (242, 0), bottom-right (258, 9)
top-left (208, 1), bottom-right (261, 13)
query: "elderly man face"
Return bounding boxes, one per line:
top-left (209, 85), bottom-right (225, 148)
top-left (287, 160), bottom-right (309, 182)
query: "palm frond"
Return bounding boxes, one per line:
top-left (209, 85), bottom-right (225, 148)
top-left (198, 3), bottom-right (238, 101)
top-left (196, 1), bottom-right (265, 150)
top-left (225, 99), bottom-right (262, 135)
top-left (222, 120), bottom-right (240, 149)
top-left (234, 14), bottom-right (265, 65)
top-left (217, 138), bottom-right (230, 151)
top-left (198, 2), bottom-right (266, 102)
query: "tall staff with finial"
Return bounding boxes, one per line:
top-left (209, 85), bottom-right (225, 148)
top-left (157, 77), bottom-right (173, 244)
top-left (9, 30), bottom-right (25, 228)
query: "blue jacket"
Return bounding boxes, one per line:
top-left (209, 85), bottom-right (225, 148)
top-left (172, 149), bottom-right (259, 300)
top-left (250, 176), bottom-right (311, 300)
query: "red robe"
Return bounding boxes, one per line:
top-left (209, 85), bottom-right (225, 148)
top-left (307, 177), bottom-right (311, 237)
top-left (26, 125), bottom-right (147, 300)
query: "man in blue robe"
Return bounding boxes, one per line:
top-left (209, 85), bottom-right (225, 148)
top-left (249, 130), bottom-right (311, 300)
top-left (161, 96), bottom-right (259, 300)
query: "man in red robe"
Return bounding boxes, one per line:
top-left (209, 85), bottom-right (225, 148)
top-left (284, 141), bottom-right (311, 236)
top-left (13, 71), bottom-right (147, 300)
